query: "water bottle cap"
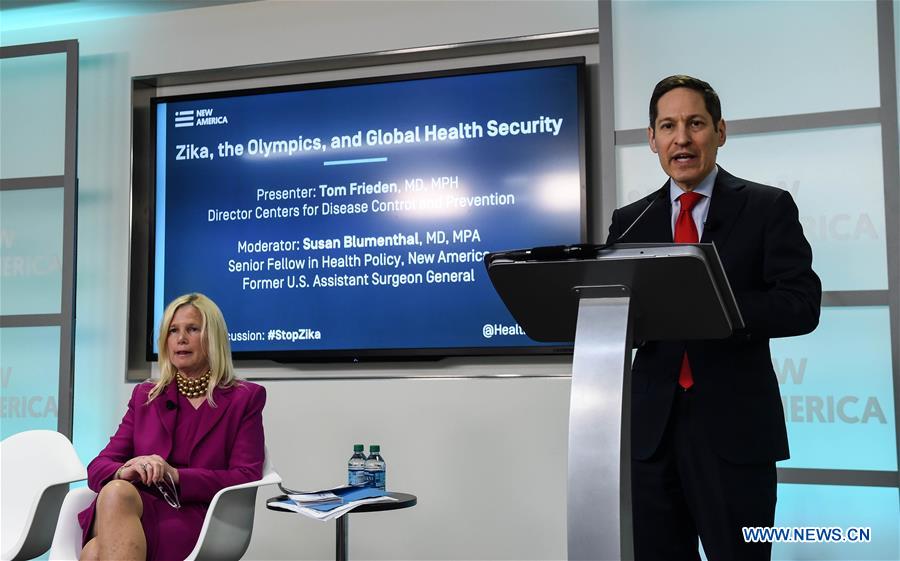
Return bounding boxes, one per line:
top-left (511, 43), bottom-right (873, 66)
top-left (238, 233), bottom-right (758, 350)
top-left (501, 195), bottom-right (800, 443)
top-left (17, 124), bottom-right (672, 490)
top-left (370, 444), bottom-right (380, 453)
top-left (353, 444), bottom-right (364, 452)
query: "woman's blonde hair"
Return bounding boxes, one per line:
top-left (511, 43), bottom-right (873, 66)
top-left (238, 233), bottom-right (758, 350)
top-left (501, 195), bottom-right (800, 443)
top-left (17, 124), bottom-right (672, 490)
top-left (148, 293), bottom-right (237, 406)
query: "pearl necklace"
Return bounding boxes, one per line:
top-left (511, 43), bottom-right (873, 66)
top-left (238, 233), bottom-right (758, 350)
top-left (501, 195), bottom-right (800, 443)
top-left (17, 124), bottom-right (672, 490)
top-left (175, 370), bottom-right (210, 398)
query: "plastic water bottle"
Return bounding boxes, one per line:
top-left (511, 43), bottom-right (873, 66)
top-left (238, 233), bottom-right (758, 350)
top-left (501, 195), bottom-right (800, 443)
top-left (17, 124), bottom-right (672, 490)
top-left (364, 444), bottom-right (386, 490)
top-left (347, 444), bottom-right (367, 486)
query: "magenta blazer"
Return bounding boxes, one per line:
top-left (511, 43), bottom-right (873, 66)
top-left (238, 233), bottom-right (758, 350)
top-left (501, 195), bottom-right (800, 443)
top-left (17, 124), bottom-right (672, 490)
top-left (78, 380), bottom-right (266, 541)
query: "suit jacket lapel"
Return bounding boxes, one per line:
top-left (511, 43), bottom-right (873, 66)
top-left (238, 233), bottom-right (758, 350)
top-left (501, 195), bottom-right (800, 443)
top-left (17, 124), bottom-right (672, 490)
top-left (154, 381), bottom-right (179, 458)
top-left (191, 386), bottom-right (232, 458)
top-left (701, 168), bottom-right (747, 248)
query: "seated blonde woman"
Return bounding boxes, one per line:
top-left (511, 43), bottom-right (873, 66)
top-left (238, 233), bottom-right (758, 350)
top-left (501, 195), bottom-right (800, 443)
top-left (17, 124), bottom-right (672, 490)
top-left (78, 293), bottom-right (266, 560)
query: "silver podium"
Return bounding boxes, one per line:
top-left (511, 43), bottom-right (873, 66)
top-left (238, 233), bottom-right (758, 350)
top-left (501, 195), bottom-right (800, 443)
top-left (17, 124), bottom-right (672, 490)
top-left (485, 243), bottom-right (743, 561)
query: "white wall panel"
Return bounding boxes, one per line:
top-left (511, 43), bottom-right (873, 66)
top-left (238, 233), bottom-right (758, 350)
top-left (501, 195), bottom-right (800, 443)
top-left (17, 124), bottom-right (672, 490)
top-left (774, 484), bottom-right (899, 560)
top-left (0, 53), bottom-right (66, 178)
top-left (772, 307), bottom-right (896, 471)
top-left (612, 0), bottom-right (880, 129)
top-left (0, 327), bottom-right (61, 438)
top-left (247, 376), bottom-right (571, 560)
top-left (0, 188), bottom-right (64, 315)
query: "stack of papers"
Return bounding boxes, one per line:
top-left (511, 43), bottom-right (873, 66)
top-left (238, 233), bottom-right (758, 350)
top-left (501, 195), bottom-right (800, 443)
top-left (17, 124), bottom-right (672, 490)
top-left (268, 485), bottom-right (397, 522)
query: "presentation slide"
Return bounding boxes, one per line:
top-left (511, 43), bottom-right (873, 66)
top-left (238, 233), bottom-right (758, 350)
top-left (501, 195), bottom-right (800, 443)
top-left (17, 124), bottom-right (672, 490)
top-left (152, 61), bottom-right (585, 357)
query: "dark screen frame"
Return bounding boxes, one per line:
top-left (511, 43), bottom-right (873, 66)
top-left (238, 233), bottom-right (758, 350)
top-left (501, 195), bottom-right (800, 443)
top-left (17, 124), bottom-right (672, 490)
top-left (145, 57), bottom-right (589, 363)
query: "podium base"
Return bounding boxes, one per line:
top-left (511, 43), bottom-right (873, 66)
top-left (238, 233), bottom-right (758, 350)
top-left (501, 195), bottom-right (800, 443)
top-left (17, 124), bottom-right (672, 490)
top-left (567, 285), bottom-right (633, 561)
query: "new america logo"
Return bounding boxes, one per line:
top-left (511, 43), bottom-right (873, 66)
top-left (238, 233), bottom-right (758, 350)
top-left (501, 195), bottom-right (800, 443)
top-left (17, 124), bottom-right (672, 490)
top-left (174, 108), bottom-right (229, 128)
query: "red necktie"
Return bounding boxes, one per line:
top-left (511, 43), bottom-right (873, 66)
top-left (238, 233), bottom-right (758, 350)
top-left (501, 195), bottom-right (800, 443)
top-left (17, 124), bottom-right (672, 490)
top-left (674, 191), bottom-right (703, 389)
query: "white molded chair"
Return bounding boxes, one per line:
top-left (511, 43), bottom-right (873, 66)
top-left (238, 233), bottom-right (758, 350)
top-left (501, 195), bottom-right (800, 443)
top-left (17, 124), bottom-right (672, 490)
top-left (45, 488), bottom-right (93, 561)
top-left (0, 430), bottom-right (87, 561)
top-left (48, 449), bottom-right (281, 561)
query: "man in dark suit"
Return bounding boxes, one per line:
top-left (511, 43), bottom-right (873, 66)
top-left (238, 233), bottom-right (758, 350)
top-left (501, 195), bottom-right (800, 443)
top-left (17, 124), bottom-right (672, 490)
top-left (607, 75), bottom-right (821, 560)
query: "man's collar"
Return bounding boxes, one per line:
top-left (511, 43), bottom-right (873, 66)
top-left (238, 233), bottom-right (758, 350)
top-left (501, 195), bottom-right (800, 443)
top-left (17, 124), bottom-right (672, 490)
top-left (669, 165), bottom-right (718, 203)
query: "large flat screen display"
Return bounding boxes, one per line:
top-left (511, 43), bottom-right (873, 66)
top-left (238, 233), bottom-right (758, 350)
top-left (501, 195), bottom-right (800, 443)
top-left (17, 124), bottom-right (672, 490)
top-left (151, 59), bottom-right (587, 360)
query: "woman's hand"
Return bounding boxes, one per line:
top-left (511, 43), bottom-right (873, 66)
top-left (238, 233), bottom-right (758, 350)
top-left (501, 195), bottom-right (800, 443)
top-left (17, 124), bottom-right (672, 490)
top-left (119, 455), bottom-right (179, 485)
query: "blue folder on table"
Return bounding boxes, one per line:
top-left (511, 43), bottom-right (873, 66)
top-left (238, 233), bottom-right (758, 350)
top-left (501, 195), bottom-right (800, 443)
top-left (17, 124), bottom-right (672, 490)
top-left (306, 487), bottom-right (387, 512)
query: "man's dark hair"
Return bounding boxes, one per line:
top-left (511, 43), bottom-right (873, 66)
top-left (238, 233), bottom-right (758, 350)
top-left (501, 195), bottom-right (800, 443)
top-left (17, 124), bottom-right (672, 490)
top-left (649, 75), bottom-right (722, 131)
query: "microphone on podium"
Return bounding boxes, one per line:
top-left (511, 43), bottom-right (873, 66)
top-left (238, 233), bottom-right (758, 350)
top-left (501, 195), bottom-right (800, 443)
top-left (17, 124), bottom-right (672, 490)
top-left (615, 188), bottom-right (667, 242)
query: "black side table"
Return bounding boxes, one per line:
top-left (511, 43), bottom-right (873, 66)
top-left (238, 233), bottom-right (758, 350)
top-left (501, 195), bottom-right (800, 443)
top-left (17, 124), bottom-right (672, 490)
top-left (267, 492), bottom-right (417, 561)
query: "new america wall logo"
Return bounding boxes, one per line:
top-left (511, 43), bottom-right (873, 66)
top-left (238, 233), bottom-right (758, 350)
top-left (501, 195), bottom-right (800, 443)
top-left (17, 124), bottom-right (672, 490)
top-left (174, 108), bottom-right (229, 128)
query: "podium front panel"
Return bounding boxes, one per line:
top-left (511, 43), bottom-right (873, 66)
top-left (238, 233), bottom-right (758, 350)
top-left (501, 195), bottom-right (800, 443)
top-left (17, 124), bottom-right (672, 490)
top-left (487, 246), bottom-right (735, 342)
